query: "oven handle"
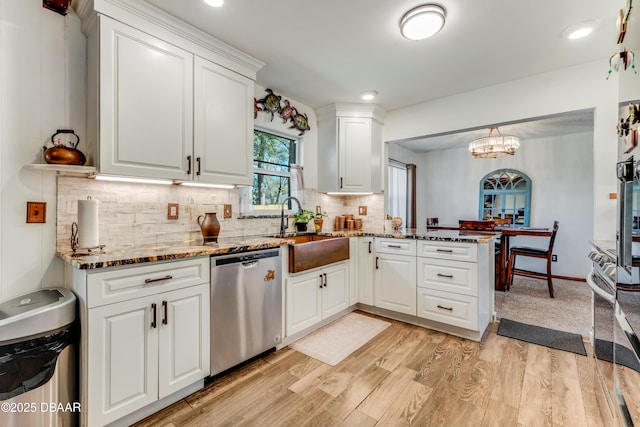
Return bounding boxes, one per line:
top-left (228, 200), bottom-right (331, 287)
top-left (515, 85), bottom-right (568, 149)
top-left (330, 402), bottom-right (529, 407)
top-left (586, 272), bottom-right (616, 305)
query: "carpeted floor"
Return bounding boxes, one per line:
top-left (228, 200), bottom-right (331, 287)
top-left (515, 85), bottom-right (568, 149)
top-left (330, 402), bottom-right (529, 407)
top-left (494, 276), bottom-right (594, 339)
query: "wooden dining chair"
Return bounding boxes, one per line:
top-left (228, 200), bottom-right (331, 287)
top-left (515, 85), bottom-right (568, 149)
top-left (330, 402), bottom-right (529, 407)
top-left (506, 221), bottom-right (559, 298)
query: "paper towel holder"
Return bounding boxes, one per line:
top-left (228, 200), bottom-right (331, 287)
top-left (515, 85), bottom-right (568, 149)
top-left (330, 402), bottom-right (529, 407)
top-left (70, 222), bottom-right (105, 254)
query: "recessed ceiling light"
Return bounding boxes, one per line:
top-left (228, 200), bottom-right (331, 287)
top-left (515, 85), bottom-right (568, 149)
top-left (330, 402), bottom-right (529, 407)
top-left (400, 4), bottom-right (446, 41)
top-left (361, 91), bottom-right (377, 101)
top-left (204, 0), bottom-right (223, 7)
top-left (562, 20), bottom-right (600, 40)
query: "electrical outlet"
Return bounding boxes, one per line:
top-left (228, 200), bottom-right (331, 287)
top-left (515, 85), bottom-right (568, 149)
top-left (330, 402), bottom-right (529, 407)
top-left (26, 202), bottom-right (46, 223)
top-left (223, 204), bottom-right (232, 218)
top-left (167, 203), bottom-right (179, 220)
top-left (316, 205), bottom-right (322, 214)
top-left (359, 206), bottom-right (367, 215)
top-left (552, 254), bottom-right (557, 262)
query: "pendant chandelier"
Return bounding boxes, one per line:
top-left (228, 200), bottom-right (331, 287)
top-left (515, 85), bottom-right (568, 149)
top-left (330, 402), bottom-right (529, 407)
top-left (469, 127), bottom-right (520, 158)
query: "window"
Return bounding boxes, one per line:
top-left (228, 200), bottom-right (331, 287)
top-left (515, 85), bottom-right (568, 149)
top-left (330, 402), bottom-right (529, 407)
top-left (252, 130), bottom-right (297, 211)
top-left (479, 169), bottom-right (531, 226)
top-left (387, 161), bottom-right (407, 221)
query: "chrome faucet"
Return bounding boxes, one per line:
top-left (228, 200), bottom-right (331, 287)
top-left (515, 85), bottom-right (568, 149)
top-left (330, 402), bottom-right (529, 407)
top-left (280, 196), bottom-right (303, 235)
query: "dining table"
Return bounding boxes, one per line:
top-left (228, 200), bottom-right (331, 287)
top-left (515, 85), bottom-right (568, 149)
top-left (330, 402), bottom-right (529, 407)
top-left (426, 224), bottom-right (552, 291)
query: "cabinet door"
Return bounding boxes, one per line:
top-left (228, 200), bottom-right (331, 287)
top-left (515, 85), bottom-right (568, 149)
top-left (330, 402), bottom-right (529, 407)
top-left (194, 56), bottom-right (253, 185)
top-left (358, 237), bottom-right (375, 305)
top-left (87, 296), bottom-right (158, 426)
top-left (99, 17), bottom-right (193, 180)
top-left (286, 271), bottom-right (322, 336)
top-left (338, 117), bottom-right (372, 192)
top-left (158, 284), bottom-right (210, 398)
top-left (322, 263), bottom-right (349, 318)
top-left (374, 253), bottom-right (417, 315)
top-left (349, 237), bottom-right (358, 305)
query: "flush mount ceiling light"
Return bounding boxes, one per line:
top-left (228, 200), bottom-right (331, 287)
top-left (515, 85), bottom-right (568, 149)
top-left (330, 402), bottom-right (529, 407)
top-left (400, 4), bottom-right (446, 40)
top-left (468, 127), bottom-right (520, 158)
top-left (361, 91), bottom-right (377, 101)
top-left (562, 20), bottom-right (600, 40)
top-left (204, 0), bottom-right (223, 7)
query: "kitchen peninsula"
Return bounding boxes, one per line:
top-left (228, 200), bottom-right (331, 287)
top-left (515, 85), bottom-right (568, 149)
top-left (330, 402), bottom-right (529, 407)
top-left (59, 228), bottom-right (494, 426)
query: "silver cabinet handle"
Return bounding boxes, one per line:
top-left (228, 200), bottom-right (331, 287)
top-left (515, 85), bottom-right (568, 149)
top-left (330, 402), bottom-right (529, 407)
top-left (145, 275), bottom-right (173, 284)
top-left (437, 305), bottom-right (453, 311)
top-left (437, 273), bottom-right (454, 279)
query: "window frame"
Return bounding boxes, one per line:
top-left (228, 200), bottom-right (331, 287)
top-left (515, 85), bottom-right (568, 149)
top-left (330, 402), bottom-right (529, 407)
top-left (251, 127), bottom-right (299, 214)
top-left (478, 168), bottom-right (532, 226)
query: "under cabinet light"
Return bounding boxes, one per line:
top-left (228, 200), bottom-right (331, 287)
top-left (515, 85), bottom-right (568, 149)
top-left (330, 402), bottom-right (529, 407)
top-left (326, 192), bottom-right (374, 196)
top-left (177, 181), bottom-right (235, 189)
top-left (204, 0), bottom-right (223, 7)
top-left (93, 175), bottom-right (173, 185)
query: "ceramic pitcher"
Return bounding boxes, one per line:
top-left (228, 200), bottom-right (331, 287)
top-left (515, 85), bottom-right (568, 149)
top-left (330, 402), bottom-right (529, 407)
top-left (197, 212), bottom-right (220, 243)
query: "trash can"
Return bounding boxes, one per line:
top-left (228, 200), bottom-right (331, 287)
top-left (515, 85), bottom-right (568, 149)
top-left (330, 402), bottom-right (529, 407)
top-left (0, 288), bottom-right (78, 427)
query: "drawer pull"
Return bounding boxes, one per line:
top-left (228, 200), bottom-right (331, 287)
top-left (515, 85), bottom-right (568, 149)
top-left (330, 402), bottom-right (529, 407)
top-left (437, 304), bottom-right (453, 311)
top-left (144, 275), bottom-right (173, 284)
top-left (388, 244), bottom-right (402, 249)
top-left (437, 273), bottom-right (454, 279)
top-left (436, 249), bottom-right (453, 253)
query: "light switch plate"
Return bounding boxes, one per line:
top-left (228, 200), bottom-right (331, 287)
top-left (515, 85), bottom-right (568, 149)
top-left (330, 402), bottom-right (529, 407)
top-left (167, 203), bottom-right (179, 220)
top-left (359, 206), bottom-right (367, 215)
top-left (316, 205), bottom-right (322, 214)
top-left (223, 204), bottom-right (232, 218)
top-left (27, 202), bottom-right (46, 223)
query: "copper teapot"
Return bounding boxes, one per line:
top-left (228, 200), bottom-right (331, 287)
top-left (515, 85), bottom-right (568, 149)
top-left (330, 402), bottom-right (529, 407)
top-left (43, 129), bottom-right (86, 165)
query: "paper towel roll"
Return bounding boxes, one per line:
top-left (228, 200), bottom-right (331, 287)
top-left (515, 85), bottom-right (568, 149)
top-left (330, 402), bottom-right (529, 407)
top-left (78, 198), bottom-right (99, 248)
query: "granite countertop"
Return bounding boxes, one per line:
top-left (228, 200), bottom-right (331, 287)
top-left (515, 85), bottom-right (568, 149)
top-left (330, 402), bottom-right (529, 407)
top-left (59, 228), bottom-right (497, 270)
top-left (58, 237), bottom-right (289, 270)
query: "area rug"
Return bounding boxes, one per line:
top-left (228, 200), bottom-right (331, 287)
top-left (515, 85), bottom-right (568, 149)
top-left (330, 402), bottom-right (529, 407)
top-left (289, 312), bottom-right (390, 366)
top-left (498, 318), bottom-right (587, 356)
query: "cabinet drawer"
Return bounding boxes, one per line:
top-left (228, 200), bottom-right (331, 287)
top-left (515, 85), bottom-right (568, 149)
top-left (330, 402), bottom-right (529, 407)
top-left (417, 258), bottom-right (478, 296)
top-left (417, 288), bottom-right (478, 331)
top-left (417, 241), bottom-right (477, 262)
top-left (375, 238), bottom-right (416, 255)
top-left (87, 258), bottom-right (209, 308)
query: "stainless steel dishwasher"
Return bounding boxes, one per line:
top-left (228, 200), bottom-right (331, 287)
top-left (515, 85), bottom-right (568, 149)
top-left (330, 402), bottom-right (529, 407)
top-left (210, 248), bottom-right (282, 376)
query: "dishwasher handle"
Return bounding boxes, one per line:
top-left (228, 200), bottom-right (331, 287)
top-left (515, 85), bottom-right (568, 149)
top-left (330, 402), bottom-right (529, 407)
top-left (241, 260), bottom-right (259, 268)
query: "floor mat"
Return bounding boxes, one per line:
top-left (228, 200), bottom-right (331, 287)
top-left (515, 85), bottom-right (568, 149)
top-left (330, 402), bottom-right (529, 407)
top-left (595, 339), bottom-right (640, 373)
top-left (497, 318), bottom-right (587, 356)
top-left (289, 312), bottom-right (390, 366)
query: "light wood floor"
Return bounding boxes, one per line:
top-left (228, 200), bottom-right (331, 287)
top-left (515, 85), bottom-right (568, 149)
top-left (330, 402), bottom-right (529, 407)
top-left (134, 312), bottom-right (607, 427)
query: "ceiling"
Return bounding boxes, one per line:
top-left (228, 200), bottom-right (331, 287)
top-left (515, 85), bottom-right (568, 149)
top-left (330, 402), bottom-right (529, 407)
top-left (144, 0), bottom-right (615, 149)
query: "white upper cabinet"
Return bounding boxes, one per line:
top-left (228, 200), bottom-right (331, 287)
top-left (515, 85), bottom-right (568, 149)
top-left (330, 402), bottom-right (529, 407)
top-left (80, 0), bottom-right (263, 185)
top-left (317, 103), bottom-right (385, 193)
top-left (193, 57), bottom-right (253, 185)
top-left (96, 17), bottom-right (193, 180)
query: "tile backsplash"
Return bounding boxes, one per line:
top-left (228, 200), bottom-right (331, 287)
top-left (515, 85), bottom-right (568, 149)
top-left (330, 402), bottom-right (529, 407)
top-left (56, 177), bottom-right (384, 251)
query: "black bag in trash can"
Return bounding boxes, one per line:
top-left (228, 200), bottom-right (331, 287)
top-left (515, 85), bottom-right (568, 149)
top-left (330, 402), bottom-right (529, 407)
top-left (0, 325), bottom-right (77, 401)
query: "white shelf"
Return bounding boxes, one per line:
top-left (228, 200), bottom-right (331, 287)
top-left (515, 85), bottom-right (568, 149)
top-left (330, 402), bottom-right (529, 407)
top-left (23, 164), bottom-right (96, 176)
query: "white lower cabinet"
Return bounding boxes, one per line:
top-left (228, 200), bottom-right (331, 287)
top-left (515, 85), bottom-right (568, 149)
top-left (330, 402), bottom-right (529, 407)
top-left (358, 237), bottom-right (375, 305)
top-left (415, 240), bottom-right (492, 341)
top-left (286, 261), bottom-right (349, 336)
top-left (68, 257), bottom-right (210, 427)
top-left (88, 284), bottom-right (209, 426)
top-left (374, 239), bottom-right (417, 316)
